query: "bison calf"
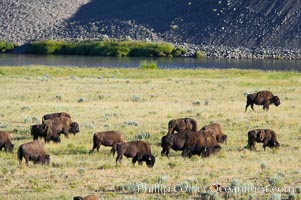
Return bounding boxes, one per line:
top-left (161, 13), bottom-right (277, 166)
top-left (245, 90), bottom-right (280, 111)
top-left (17, 140), bottom-right (50, 166)
top-left (89, 130), bottom-right (124, 154)
top-left (167, 118), bottom-right (198, 134)
top-left (0, 131), bottom-right (14, 153)
top-left (115, 141), bottom-right (155, 168)
top-left (247, 129), bottom-right (280, 151)
top-left (200, 123), bottom-right (227, 144)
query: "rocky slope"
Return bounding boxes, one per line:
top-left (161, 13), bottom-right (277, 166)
top-left (0, 0), bottom-right (300, 53)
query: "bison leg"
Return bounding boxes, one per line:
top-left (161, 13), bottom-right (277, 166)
top-left (132, 157), bottom-right (138, 166)
top-left (263, 103), bottom-right (269, 111)
top-left (89, 143), bottom-right (99, 154)
top-left (116, 155), bottom-right (123, 166)
top-left (245, 103), bottom-right (250, 111)
top-left (24, 155), bottom-right (30, 166)
top-left (161, 146), bottom-right (170, 158)
top-left (33, 134), bottom-right (38, 140)
top-left (250, 103), bottom-right (255, 111)
top-left (18, 155), bottom-right (23, 165)
top-left (263, 139), bottom-right (270, 151)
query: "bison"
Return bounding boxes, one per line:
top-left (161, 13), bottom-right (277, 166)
top-left (42, 112), bottom-right (71, 122)
top-left (167, 118), bottom-right (198, 134)
top-left (247, 129), bottom-right (280, 151)
top-left (200, 123), bottom-right (227, 144)
top-left (31, 124), bottom-right (61, 143)
top-left (115, 141), bottom-right (155, 168)
top-left (43, 116), bottom-right (79, 139)
top-left (245, 90), bottom-right (280, 111)
top-left (0, 131), bottom-right (14, 152)
top-left (73, 194), bottom-right (97, 200)
top-left (89, 131), bottom-right (124, 154)
top-left (161, 132), bottom-right (187, 158)
top-left (17, 140), bottom-right (50, 166)
top-left (182, 130), bottom-right (221, 158)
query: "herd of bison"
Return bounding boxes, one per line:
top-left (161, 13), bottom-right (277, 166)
top-left (0, 90), bottom-right (281, 168)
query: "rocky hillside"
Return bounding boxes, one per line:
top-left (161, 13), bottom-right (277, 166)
top-left (0, 0), bottom-right (300, 49)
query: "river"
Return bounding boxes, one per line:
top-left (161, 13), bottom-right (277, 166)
top-left (0, 54), bottom-right (301, 71)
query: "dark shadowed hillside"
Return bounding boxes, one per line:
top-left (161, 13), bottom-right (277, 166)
top-left (0, 0), bottom-right (300, 49)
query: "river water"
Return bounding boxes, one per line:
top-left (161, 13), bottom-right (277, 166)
top-left (0, 54), bottom-right (301, 71)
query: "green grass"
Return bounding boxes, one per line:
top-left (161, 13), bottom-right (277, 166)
top-left (0, 66), bottom-right (300, 199)
top-left (25, 40), bottom-right (181, 57)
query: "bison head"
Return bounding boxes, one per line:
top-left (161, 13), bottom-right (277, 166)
top-left (40, 154), bottom-right (50, 165)
top-left (273, 96), bottom-right (281, 107)
top-left (218, 135), bottom-right (227, 144)
top-left (69, 122), bottom-right (80, 135)
top-left (6, 144), bottom-right (14, 153)
top-left (167, 119), bottom-right (177, 134)
top-left (145, 154), bottom-right (156, 168)
top-left (33, 154), bottom-right (50, 165)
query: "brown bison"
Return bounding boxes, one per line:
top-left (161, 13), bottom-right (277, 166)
top-left (182, 130), bottom-right (221, 158)
top-left (73, 194), bottom-right (97, 200)
top-left (42, 112), bottom-right (71, 122)
top-left (115, 141), bottom-right (155, 168)
top-left (247, 129), bottom-right (280, 151)
top-left (0, 131), bottom-right (14, 152)
top-left (89, 130), bottom-right (124, 154)
top-left (43, 116), bottom-right (79, 139)
top-left (161, 132), bottom-right (187, 158)
top-left (167, 118), bottom-right (198, 134)
top-left (245, 90), bottom-right (280, 111)
top-left (200, 123), bottom-right (227, 144)
top-left (31, 124), bottom-right (61, 143)
top-left (17, 140), bottom-right (50, 166)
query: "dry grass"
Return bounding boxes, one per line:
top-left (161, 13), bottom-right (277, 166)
top-left (0, 66), bottom-right (300, 200)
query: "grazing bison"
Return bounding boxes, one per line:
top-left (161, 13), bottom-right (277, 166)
top-left (161, 132), bottom-right (187, 158)
top-left (167, 118), bottom-right (198, 134)
top-left (0, 131), bottom-right (14, 152)
top-left (200, 123), bottom-right (227, 144)
top-left (182, 130), bottom-right (221, 158)
top-left (17, 140), bottom-right (50, 166)
top-left (247, 129), bottom-right (280, 151)
top-left (89, 130), bottom-right (124, 154)
top-left (245, 90), bottom-right (280, 111)
top-left (115, 141), bottom-right (155, 168)
top-left (42, 112), bottom-right (71, 122)
top-left (43, 116), bottom-right (79, 138)
top-left (73, 194), bottom-right (97, 200)
top-left (30, 124), bottom-right (61, 143)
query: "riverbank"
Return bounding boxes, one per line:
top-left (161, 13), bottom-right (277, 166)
top-left (180, 43), bottom-right (301, 60)
top-left (3, 40), bottom-right (301, 60)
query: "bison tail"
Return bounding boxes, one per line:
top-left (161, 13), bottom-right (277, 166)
top-left (17, 146), bottom-right (23, 163)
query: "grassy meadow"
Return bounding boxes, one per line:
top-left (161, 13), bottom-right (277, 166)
top-left (0, 66), bottom-right (300, 200)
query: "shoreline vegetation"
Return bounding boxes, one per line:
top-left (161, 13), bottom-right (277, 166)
top-left (0, 66), bottom-right (300, 199)
top-left (1, 39), bottom-right (301, 60)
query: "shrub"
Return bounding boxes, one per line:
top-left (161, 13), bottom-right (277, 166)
top-left (0, 41), bottom-right (14, 53)
top-left (268, 173), bottom-right (283, 187)
top-left (195, 51), bottom-right (205, 58)
top-left (139, 60), bottom-right (158, 69)
top-left (172, 47), bottom-right (187, 57)
top-left (135, 132), bottom-right (151, 140)
top-left (25, 40), bottom-right (177, 57)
